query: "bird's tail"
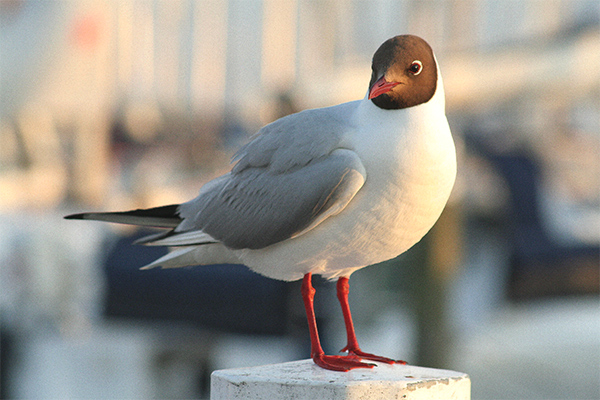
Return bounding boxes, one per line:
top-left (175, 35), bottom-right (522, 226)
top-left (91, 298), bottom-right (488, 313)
top-left (65, 204), bottom-right (237, 269)
top-left (64, 204), bottom-right (181, 228)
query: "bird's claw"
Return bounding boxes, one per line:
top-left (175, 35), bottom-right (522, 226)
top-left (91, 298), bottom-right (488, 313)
top-left (340, 346), bottom-right (407, 365)
top-left (312, 353), bottom-right (376, 371)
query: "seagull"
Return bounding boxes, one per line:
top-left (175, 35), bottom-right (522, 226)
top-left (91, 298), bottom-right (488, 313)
top-left (66, 34), bottom-right (456, 371)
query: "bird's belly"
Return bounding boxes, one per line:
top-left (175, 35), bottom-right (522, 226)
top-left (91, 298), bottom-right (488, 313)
top-left (324, 169), bottom-right (453, 272)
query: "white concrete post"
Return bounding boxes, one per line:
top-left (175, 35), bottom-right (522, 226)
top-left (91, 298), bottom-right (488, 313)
top-left (211, 359), bottom-right (470, 400)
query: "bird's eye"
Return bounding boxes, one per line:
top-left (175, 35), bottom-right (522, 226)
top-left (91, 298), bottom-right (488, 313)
top-left (408, 60), bottom-right (423, 75)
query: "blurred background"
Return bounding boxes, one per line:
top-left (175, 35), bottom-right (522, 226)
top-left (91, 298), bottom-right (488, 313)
top-left (1, 0), bottom-right (598, 398)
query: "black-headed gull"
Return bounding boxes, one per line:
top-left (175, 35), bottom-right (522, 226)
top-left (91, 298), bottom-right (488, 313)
top-left (66, 35), bottom-right (456, 371)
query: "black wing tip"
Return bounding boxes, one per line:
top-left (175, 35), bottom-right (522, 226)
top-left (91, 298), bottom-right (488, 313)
top-left (64, 213), bottom-right (86, 220)
top-left (64, 205), bottom-right (182, 228)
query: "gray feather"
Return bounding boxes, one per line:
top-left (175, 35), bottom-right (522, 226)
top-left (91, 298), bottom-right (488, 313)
top-left (178, 148), bottom-right (366, 250)
top-left (232, 102), bottom-right (358, 174)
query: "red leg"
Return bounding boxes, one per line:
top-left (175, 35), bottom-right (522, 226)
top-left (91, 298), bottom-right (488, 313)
top-left (301, 273), bottom-right (374, 371)
top-left (337, 277), bottom-right (406, 365)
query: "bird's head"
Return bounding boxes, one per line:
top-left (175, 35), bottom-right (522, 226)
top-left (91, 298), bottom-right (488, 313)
top-left (368, 35), bottom-right (437, 110)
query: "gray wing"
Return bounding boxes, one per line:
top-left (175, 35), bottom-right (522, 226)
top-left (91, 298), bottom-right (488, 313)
top-left (153, 102), bottom-right (366, 250)
top-left (176, 148), bottom-right (366, 249)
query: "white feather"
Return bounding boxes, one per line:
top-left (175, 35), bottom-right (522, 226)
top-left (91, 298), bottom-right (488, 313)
top-left (140, 243), bottom-right (240, 270)
top-left (143, 230), bottom-right (217, 246)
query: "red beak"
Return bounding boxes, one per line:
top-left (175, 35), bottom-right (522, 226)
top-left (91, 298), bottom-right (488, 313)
top-left (368, 76), bottom-right (400, 100)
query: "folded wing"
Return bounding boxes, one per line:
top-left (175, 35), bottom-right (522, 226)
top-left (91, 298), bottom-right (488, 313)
top-left (173, 148), bottom-right (366, 249)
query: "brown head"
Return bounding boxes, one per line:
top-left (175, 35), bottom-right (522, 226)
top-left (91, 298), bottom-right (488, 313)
top-left (368, 35), bottom-right (438, 110)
